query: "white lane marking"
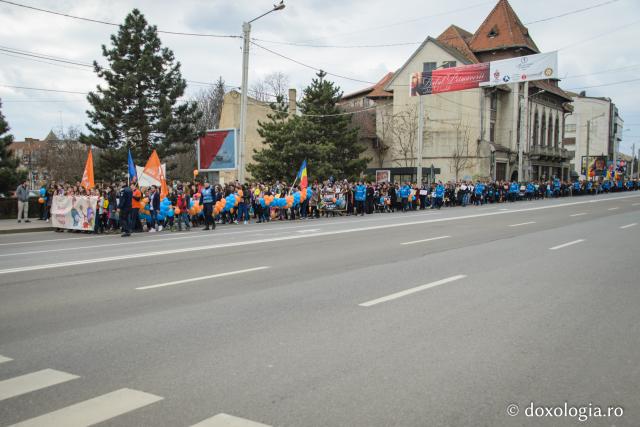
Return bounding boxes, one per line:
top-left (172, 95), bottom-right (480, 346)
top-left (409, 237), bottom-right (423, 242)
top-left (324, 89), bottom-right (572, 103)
top-left (401, 236), bottom-right (450, 245)
top-left (2, 194), bottom-right (639, 275)
top-left (499, 208), bottom-right (509, 211)
top-left (549, 239), bottom-right (586, 251)
top-left (9, 388), bottom-right (163, 427)
top-left (608, 207), bottom-right (620, 211)
top-left (359, 275), bottom-right (467, 307)
top-left (296, 229), bottom-right (320, 233)
top-left (191, 413), bottom-right (271, 427)
top-left (0, 355), bottom-right (13, 364)
top-left (570, 213), bottom-right (587, 217)
top-left (508, 221), bottom-right (536, 227)
top-left (0, 369), bottom-right (79, 401)
top-left (620, 223), bottom-right (637, 229)
top-left (136, 266), bottom-right (270, 290)
top-left (633, 203), bottom-right (640, 206)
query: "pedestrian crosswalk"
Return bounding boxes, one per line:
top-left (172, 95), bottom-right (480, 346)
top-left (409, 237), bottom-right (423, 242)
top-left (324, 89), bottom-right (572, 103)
top-left (0, 354), bottom-right (272, 427)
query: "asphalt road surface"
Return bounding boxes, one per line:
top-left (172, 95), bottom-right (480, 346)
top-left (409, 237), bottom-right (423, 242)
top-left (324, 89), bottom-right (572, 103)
top-left (0, 192), bottom-right (639, 427)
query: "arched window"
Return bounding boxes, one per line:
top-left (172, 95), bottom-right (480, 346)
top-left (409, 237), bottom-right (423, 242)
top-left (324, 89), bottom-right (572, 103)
top-left (555, 117), bottom-right (560, 147)
top-left (540, 111), bottom-right (547, 146)
top-left (547, 114), bottom-right (553, 148)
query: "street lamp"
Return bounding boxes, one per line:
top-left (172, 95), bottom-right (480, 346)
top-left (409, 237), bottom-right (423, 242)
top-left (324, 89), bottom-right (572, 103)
top-left (238, 1), bottom-right (285, 183)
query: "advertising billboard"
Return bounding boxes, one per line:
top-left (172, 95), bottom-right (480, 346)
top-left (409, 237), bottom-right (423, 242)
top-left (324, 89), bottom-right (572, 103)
top-left (581, 155), bottom-right (607, 177)
top-left (486, 51), bottom-right (558, 86)
top-left (410, 63), bottom-right (489, 96)
top-left (197, 129), bottom-right (237, 171)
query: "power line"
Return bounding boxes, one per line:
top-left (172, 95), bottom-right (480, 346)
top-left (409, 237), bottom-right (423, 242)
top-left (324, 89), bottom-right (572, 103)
top-left (525, 0), bottom-right (621, 24)
top-left (0, 46), bottom-right (94, 68)
top-left (0, 84), bottom-right (88, 95)
top-left (0, 0), bottom-right (241, 39)
top-left (563, 63), bottom-right (640, 79)
top-left (250, 41), bottom-right (376, 85)
top-left (568, 78), bottom-right (640, 90)
top-left (558, 18), bottom-right (640, 50)
top-left (253, 0), bottom-right (622, 49)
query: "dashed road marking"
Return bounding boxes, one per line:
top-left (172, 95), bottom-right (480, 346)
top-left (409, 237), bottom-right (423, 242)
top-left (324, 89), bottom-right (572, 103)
top-left (359, 275), bottom-right (467, 307)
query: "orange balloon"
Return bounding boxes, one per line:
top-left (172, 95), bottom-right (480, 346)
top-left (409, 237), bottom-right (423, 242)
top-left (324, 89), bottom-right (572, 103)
top-left (299, 191), bottom-right (306, 202)
top-left (265, 197), bottom-right (272, 206)
top-left (234, 195), bottom-right (240, 206)
top-left (238, 189), bottom-right (243, 197)
top-left (174, 208), bottom-right (181, 215)
top-left (38, 197), bottom-right (45, 204)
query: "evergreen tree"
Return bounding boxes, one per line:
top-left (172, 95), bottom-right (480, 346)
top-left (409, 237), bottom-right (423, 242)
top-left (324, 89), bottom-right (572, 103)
top-left (81, 9), bottom-right (201, 179)
top-left (0, 99), bottom-right (21, 194)
top-left (248, 71), bottom-right (369, 182)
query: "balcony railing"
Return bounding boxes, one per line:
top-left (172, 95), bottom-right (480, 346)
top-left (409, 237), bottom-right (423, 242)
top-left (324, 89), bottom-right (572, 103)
top-left (529, 145), bottom-right (572, 160)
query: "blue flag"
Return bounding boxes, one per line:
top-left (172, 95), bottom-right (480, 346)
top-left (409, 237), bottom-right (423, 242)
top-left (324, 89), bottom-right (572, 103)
top-left (128, 149), bottom-right (137, 182)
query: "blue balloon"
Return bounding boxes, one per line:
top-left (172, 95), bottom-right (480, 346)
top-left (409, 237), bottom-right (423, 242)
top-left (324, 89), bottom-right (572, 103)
top-left (259, 198), bottom-right (266, 208)
top-left (157, 213), bottom-right (165, 221)
top-left (166, 209), bottom-right (174, 218)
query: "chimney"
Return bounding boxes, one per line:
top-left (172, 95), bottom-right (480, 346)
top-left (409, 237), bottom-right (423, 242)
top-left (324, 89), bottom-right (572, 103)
top-left (288, 88), bottom-right (297, 115)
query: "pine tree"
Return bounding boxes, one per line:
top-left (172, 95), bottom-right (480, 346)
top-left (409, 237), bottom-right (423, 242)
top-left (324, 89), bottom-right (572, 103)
top-left (81, 9), bottom-right (201, 179)
top-left (0, 99), bottom-right (21, 194)
top-left (248, 71), bottom-right (369, 182)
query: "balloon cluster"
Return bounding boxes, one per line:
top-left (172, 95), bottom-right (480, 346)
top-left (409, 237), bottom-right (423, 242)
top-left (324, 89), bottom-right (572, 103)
top-left (258, 188), bottom-right (313, 209)
top-left (139, 197), bottom-right (177, 222)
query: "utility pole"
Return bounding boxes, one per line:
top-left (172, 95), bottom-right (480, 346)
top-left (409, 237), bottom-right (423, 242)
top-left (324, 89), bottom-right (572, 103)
top-left (586, 119), bottom-right (591, 182)
top-left (238, 21), bottom-right (251, 184)
top-left (238, 2), bottom-right (285, 184)
top-left (417, 95), bottom-right (424, 185)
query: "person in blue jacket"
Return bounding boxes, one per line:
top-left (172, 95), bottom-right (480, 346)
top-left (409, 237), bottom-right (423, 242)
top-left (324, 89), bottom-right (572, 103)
top-left (201, 182), bottom-right (215, 230)
top-left (432, 182), bottom-right (445, 209)
top-left (474, 181), bottom-right (484, 206)
top-left (509, 181), bottom-right (519, 202)
top-left (400, 182), bottom-right (411, 212)
top-left (525, 182), bottom-right (535, 200)
top-left (573, 180), bottom-right (582, 196)
top-left (354, 181), bottom-right (366, 216)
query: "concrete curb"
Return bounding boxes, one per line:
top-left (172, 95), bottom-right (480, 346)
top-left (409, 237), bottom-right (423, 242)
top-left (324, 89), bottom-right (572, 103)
top-left (0, 226), bottom-right (54, 235)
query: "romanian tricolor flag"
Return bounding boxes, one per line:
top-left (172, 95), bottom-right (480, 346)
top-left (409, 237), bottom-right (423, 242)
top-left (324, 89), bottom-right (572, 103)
top-left (297, 159), bottom-right (308, 190)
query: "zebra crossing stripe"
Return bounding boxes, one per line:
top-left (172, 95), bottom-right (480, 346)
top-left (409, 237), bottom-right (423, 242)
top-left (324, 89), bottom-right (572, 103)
top-left (9, 388), bottom-right (163, 427)
top-left (0, 369), bottom-right (79, 401)
top-left (191, 413), bottom-right (271, 427)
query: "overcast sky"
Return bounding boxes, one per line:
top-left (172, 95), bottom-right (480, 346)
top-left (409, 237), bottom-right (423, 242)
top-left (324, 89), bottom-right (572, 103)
top-left (1, 0), bottom-right (639, 154)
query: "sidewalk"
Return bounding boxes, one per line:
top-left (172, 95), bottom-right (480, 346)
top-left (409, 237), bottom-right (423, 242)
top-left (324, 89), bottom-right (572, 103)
top-left (0, 218), bottom-right (54, 234)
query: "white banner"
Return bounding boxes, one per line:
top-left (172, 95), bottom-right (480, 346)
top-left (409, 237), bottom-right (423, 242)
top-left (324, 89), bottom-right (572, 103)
top-left (486, 51), bottom-right (558, 86)
top-left (136, 163), bottom-right (166, 188)
top-left (51, 195), bottom-right (99, 231)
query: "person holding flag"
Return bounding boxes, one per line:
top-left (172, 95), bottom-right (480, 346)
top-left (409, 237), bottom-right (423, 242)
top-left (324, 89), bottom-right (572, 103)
top-left (128, 149), bottom-right (137, 185)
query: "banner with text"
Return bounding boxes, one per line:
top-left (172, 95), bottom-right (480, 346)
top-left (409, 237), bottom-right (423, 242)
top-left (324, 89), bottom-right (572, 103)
top-left (487, 51), bottom-right (558, 86)
top-left (51, 195), bottom-right (99, 231)
top-left (410, 63), bottom-right (489, 96)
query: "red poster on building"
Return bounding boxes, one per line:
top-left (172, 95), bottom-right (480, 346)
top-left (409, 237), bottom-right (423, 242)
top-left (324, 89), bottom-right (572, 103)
top-left (410, 63), bottom-right (489, 96)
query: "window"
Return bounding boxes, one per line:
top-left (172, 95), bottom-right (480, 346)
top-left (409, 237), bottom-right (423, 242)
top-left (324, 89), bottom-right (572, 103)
top-left (442, 61), bottom-right (457, 69)
top-left (423, 62), bottom-right (437, 72)
top-left (490, 122), bottom-right (496, 142)
top-left (564, 123), bottom-right (576, 133)
top-left (488, 26), bottom-right (499, 38)
top-left (496, 163), bottom-right (507, 181)
top-left (490, 92), bottom-right (498, 111)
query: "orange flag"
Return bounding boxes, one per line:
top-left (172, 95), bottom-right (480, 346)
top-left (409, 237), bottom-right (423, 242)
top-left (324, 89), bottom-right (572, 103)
top-left (81, 149), bottom-right (95, 191)
top-left (143, 150), bottom-right (168, 198)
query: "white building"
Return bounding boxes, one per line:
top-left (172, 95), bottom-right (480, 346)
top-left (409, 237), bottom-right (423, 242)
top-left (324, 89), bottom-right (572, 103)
top-left (563, 91), bottom-right (624, 177)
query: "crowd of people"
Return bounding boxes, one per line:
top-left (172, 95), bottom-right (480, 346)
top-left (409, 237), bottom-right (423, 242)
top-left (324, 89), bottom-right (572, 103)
top-left (21, 176), bottom-right (640, 237)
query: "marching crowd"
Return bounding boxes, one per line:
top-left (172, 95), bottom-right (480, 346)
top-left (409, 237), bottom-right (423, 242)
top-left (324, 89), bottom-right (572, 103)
top-left (19, 176), bottom-right (640, 237)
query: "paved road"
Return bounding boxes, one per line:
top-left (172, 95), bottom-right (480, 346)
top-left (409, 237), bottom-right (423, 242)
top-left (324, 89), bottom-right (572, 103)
top-left (0, 192), bottom-right (639, 426)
